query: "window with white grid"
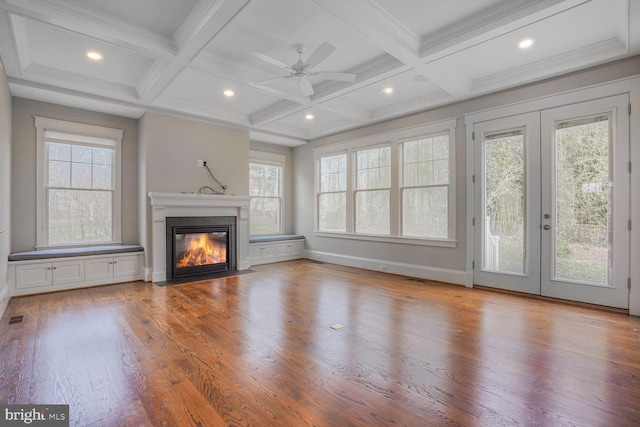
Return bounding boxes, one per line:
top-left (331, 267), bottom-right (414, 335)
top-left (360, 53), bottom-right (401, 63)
top-left (401, 133), bottom-right (450, 238)
top-left (35, 117), bottom-right (123, 248)
top-left (318, 153), bottom-right (347, 232)
top-left (355, 146), bottom-right (391, 235)
top-left (249, 151), bottom-right (285, 235)
top-left (314, 119), bottom-right (456, 246)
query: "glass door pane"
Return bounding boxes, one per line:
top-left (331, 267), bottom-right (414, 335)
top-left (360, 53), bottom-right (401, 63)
top-left (473, 112), bottom-right (541, 295)
top-left (540, 94), bottom-right (629, 309)
top-left (553, 116), bottom-right (611, 285)
top-left (483, 129), bottom-right (526, 275)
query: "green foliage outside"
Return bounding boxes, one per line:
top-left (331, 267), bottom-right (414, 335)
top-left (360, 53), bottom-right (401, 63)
top-left (485, 119), bottom-right (610, 284)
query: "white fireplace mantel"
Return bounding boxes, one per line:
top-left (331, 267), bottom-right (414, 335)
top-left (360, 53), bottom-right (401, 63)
top-left (148, 192), bottom-right (250, 282)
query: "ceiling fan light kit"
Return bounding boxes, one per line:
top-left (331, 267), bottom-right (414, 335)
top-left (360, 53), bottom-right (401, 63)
top-left (252, 42), bottom-right (356, 96)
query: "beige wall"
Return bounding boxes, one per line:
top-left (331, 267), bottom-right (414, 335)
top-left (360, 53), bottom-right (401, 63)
top-left (139, 112), bottom-right (250, 269)
top-left (249, 140), bottom-right (295, 234)
top-left (0, 60), bottom-right (11, 314)
top-left (294, 56), bottom-right (640, 274)
top-left (11, 98), bottom-right (139, 252)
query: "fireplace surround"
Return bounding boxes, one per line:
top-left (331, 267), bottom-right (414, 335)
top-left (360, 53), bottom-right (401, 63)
top-left (148, 192), bottom-right (250, 282)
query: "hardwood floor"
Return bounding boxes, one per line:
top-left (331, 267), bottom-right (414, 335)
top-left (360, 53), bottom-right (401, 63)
top-left (1, 259), bottom-right (640, 426)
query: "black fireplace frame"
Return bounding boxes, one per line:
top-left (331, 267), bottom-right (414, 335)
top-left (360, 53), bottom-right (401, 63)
top-left (166, 216), bottom-right (236, 280)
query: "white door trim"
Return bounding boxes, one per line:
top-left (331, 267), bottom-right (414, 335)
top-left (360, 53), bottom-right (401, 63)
top-left (465, 77), bottom-right (639, 313)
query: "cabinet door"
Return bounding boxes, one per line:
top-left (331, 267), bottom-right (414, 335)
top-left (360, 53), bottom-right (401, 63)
top-left (85, 257), bottom-right (114, 281)
top-left (52, 260), bottom-right (85, 285)
top-left (113, 255), bottom-right (140, 277)
top-left (287, 242), bottom-right (303, 256)
top-left (16, 263), bottom-right (52, 289)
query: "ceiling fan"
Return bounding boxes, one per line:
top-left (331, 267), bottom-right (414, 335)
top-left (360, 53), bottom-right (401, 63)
top-left (252, 42), bottom-right (356, 96)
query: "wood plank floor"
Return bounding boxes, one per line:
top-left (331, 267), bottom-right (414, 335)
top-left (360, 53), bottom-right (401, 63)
top-left (1, 259), bottom-right (640, 426)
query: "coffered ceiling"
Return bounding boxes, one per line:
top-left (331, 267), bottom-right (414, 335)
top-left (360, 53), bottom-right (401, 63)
top-left (0, 0), bottom-right (638, 146)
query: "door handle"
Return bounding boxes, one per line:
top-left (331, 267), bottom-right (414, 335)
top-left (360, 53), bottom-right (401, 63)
top-left (543, 225), bottom-right (551, 230)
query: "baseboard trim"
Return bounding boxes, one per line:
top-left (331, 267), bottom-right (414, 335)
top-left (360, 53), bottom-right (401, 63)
top-left (303, 250), bottom-right (467, 286)
top-left (144, 268), bottom-right (153, 282)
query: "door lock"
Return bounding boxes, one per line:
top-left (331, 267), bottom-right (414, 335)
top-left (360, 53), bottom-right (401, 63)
top-left (543, 225), bottom-right (551, 230)
top-left (543, 214), bottom-right (550, 219)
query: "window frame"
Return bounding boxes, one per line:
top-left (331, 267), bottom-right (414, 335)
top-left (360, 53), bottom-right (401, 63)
top-left (353, 143), bottom-right (392, 235)
top-left (316, 151), bottom-right (348, 233)
top-left (35, 116), bottom-right (123, 249)
top-left (399, 130), bottom-right (451, 239)
top-left (249, 150), bottom-right (285, 235)
top-left (313, 119), bottom-right (457, 247)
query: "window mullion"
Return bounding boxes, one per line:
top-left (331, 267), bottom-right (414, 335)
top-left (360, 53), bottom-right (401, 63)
top-left (345, 149), bottom-right (354, 233)
top-left (390, 139), bottom-right (400, 236)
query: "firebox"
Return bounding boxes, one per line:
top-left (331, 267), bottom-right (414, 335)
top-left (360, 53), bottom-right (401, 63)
top-left (166, 216), bottom-right (236, 280)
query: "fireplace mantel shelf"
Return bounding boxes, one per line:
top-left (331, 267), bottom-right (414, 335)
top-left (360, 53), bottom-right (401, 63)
top-left (148, 192), bottom-right (250, 208)
top-left (148, 192), bottom-right (250, 282)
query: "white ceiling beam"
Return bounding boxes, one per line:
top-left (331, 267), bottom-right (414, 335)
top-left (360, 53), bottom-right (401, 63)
top-left (3, 0), bottom-right (176, 59)
top-left (138, 0), bottom-right (252, 104)
top-left (319, 98), bottom-right (371, 123)
top-left (8, 14), bottom-right (31, 75)
top-left (309, 0), bottom-right (420, 64)
top-left (249, 129), bottom-right (307, 147)
top-left (8, 76), bottom-right (143, 109)
top-left (153, 95), bottom-right (251, 127)
top-left (413, 62), bottom-right (472, 99)
top-left (308, 0), bottom-right (471, 98)
top-left (250, 100), bottom-right (307, 127)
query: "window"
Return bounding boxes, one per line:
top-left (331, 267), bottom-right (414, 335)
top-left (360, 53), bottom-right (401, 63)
top-left (318, 153), bottom-right (347, 232)
top-left (401, 134), bottom-right (449, 238)
top-left (35, 117), bottom-right (123, 248)
top-left (355, 146), bottom-right (390, 234)
top-left (314, 119), bottom-right (456, 246)
top-left (249, 151), bottom-right (285, 235)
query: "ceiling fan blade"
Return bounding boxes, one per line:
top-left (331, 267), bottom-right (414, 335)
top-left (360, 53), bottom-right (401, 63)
top-left (313, 72), bottom-right (356, 82)
top-left (299, 78), bottom-right (314, 96)
top-left (304, 42), bottom-right (335, 70)
top-left (251, 52), bottom-right (291, 70)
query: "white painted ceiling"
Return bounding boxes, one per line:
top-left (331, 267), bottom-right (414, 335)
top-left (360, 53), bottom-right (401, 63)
top-left (0, 0), bottom-right (638, 146)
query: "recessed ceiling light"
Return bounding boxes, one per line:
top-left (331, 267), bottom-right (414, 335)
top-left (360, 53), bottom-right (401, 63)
top-left (223, 89), bottom-right (235, 97)
top-left (305, 113), bottom-right (314, 120)
top-left (382, 87), bottom-right (394, 94)
top-left (86, 51), bottom-right (103, 61)
top-left (518, 38), bottom-right (534, 49)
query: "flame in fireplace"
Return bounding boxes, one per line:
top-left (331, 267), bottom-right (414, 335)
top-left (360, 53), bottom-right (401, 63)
top-left (176, 233), bottom-right (226, 268)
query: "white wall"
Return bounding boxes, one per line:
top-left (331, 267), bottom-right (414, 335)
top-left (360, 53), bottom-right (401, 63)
top-left (0, 60), bottom-right (11, 317)
top-left (294, 56), bottom-right (640, 286)
top-left (249, 140), bottom-right (295, 234)
top-left (11, 98), bottom-right (139, 252)
top-left (139, 112), bottom-right (250, 272)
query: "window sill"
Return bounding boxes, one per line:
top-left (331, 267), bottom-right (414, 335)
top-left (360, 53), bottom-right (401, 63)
top-left (35, 241), bottom-right (123, 250)
top-left (313, 231), bottom-right (456, 247)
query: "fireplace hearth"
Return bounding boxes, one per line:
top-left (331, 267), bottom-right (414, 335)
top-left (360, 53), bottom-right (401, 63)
top-left (166, 216), bottom-right (236, 280)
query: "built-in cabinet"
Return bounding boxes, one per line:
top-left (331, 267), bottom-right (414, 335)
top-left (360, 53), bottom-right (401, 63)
top-left (15, 259), bottom-right (85, 289)
top-left (9, 252), bottom-right (144, 296)
top-left (84, 255), bottom-right (140, 281)
top-left (248, 239), bottom-right (304, 266)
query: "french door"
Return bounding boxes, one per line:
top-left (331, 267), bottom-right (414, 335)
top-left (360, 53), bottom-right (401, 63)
top-left (473, 95), bottom-right (630, 308)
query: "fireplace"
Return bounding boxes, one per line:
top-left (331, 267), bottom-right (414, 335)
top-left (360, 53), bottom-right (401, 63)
top-left (166, 216), bottom-right (236, 280)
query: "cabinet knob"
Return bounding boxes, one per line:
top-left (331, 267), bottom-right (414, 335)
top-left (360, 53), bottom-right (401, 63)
top-left (52, 266), bottom-right (57, 270)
